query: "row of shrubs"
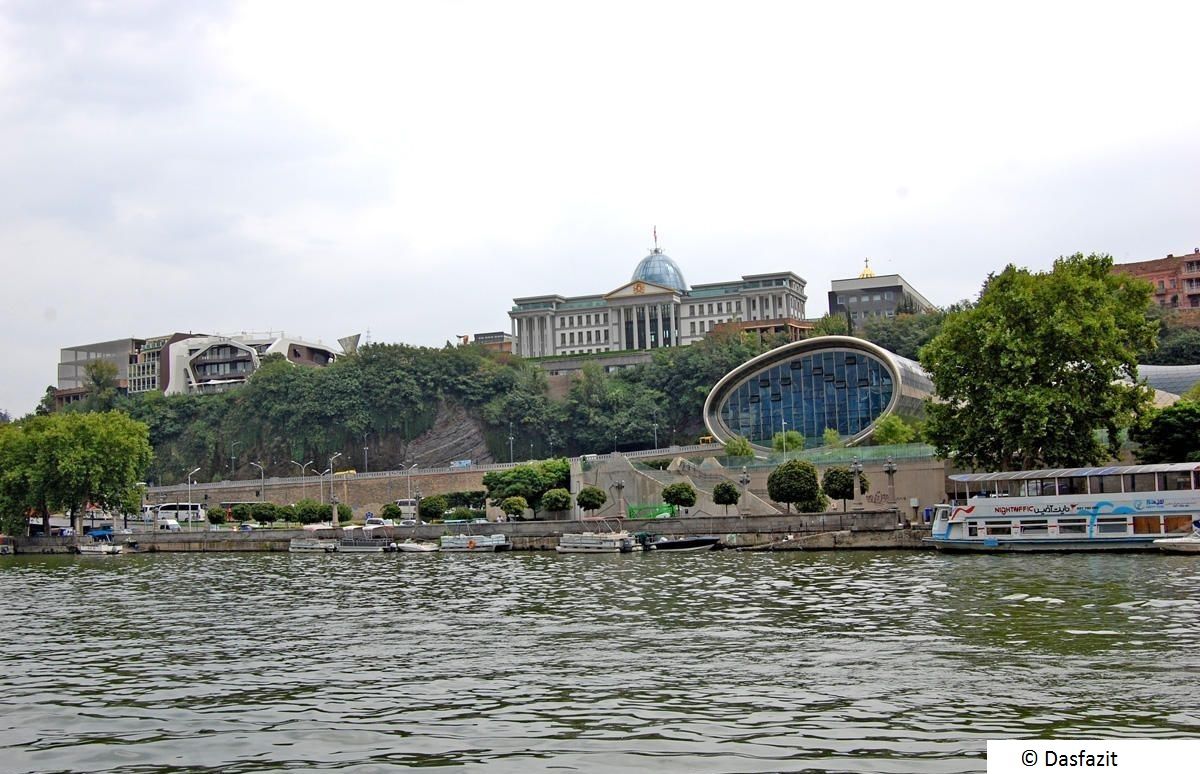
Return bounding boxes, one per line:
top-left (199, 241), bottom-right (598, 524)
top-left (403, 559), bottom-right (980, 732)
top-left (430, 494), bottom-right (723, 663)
top-left (213, 500), bottom-right (351, 526)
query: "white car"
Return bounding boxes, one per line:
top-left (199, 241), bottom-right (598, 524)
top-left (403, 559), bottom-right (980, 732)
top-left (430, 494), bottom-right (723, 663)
top-left (398, 519), bottom-right (423, 527)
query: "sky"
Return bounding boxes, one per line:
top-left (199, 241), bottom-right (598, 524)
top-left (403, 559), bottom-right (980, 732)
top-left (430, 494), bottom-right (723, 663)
top-left (2, 0), bottom-right (1198, 417)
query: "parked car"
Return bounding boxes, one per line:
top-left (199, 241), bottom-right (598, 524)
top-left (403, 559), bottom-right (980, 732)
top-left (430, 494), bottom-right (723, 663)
top-left (398, 519), bottom-right (422, 527)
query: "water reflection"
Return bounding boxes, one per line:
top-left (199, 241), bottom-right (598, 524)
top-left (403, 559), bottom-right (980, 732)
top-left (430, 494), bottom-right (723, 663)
top-left (1, 551), bottom-right (1197, 772)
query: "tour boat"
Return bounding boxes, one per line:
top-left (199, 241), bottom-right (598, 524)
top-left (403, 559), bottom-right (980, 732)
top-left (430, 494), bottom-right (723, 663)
top-left (1154, 518), bottom-right (1200, 554)
top-left (440, 534), bottom-right (510, 552)
top-left (78, 537), bottom-right (123, 555)
top-left (396, 538), bottom-right (439, 553)
top-left (928, 463), bottom-right (1200, 552)
top-left (556, 529), bottom-right (637, 553)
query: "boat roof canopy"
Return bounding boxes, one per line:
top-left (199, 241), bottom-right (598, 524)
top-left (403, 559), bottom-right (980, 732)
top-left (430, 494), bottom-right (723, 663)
top-left (949, 463), bottom-right (1200, 483)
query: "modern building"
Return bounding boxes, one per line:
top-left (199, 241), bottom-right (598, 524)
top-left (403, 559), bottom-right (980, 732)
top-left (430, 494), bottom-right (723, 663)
top-left (827, 259), bottom-right (936, 328)
top-left (469, 331), bottom-right (516, 354)
top-left (1112, 247), bottom-right (1200, 309)
top-left (55, 332), bottom-right (338, 402)
top-left (703, 336), bottom-right (935, 453)
top-left (509, 245), bottom-right (810, 358)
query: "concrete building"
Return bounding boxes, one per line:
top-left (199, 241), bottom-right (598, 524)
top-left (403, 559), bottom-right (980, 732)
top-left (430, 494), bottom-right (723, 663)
top-left (509, 245), bottom-right (810, 358)
top-left (827, 259), bottom-right (935, 328)
top-left (470, 331), bottom-right (516, 354)
top-left (1113, 247), bottom-right (1200, 309)
top-left (55, 332), bottom-right (338, 402)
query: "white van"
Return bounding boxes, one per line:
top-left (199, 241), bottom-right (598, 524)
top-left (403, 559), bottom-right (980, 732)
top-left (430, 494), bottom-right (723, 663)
top-left (158, 519), bottom-right (181, 532)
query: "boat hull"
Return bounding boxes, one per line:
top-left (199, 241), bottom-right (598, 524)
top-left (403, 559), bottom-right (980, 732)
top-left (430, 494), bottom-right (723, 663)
top-left (396, 541), bottom-right (439, 553)
top-left (440, 535), bottom-right (510, 552)
top-left (925, 536), bottom-right (1162, 553)
top-left (78, 543), bottom-right (123, 555)
top-left (1154, 537), bottom-right (1200, 554)
top-left (289, 538), bottom-right (338, 553)
top-left (643, 536), bottom-right (720, 552)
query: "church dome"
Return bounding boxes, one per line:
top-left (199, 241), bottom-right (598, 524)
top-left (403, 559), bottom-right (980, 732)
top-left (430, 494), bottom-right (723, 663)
top-left (632, 248), bottom-right (688, 292)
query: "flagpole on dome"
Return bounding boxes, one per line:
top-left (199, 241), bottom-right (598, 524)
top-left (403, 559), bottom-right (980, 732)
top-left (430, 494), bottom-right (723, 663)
top-left (653, 225), bottom-right (658, 253)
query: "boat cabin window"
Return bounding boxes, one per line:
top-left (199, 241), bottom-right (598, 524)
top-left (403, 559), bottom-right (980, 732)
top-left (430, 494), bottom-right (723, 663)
top-left (1159, 472), bottom-right (1193, 491)
top-left (984, 521), bottom-right (1012, 536)
top-left (1022, 479), bottom-right (1052, 497)
top-left (1095, 517), bottom-right (1129, 534)
top-left (1093, 475), bottom-right (1124, 494)
top-left (967, 522), bottom-right (979, 537)
top-left (1057, 518), bottom-right (1087, 535)
top-left (1019, 520), bottom-right (1048, 535)
top-left (1165, 515), bottom-right (1193, 533)
top-left (1124, 473), bottom-right (1158, 492)
top-left (1133, 515), bottom-right (1162, 534)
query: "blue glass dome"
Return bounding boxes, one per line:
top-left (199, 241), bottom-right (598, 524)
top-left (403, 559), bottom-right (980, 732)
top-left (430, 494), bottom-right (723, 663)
top-left (632, 249), bottom-right (688, 292)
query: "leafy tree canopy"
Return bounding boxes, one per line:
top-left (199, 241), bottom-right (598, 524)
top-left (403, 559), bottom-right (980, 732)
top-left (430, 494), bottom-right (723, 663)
top-left (661, 482), bottom-right (697, 508)
top-left (500, 496), bottom-right (528, 518)
top-left (871, 414), bottom-right (916, 445)
top-left (576, 486), bottom-right (606, 512)
top-left (921, 253), bottom-right (1156, 471)
top-left (712, 481), bottom-right (741, 514)
top-left (771, 430), bottom-right (805, 454)
top-left (1131, 401), bottom-right (1200, 463)
top-left (723, 435), bottom-right (754, 458)
top-left (767, 459), bottom-right (827, 513)
top-left (541, 488), bottom-right (572, 512)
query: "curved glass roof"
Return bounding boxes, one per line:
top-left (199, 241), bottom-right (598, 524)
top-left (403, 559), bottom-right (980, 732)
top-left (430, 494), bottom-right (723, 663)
top-left (632, 249), bottom-right (688, 292)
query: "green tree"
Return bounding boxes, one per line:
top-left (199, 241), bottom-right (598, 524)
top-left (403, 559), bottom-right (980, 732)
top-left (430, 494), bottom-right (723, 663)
top-left (1131, 402), bottom-right (1200, 463)
top-left (208, 507), bottom-right (227, 525)
top-left (809, 314), bottom-right (851, 337)
top-left (82, 360), bottom-right (120, 412)
top-left (337, 503), bottom-right (352, 523)
top-left (576, 485), bottom-right (606, 515)
top-left (35, 386), bottom-right (57, 416)
top-left (252, 502), bottom-right (279, 524)
top-left (380, 502), bottom-right (403, 520)
top-left (661, 482), bottom-right (697, 510)
top-left (541, 488), bottom-right (572, 512)
top-left (871, 414), bottom-right (915, 445)
top-left (723, 435), bottom-right (754, 458)
top-left (771, 430), bottom-right (805, 454)
top-left (712, 481), bottom-right (741, 514)
top-left (822, 427), bottom-right (843, 448)
top-left (419, 494), bottom-right (448, 521)
top-left (500, 496), bottom-right (529, 519)
top-left (767, 459), bottom-right (827, 513)
top-left (292, 499), bottom-right (326, 525)
top-left (0, 412), bottom-right (153, 535)
top-left (921, 253), bottom-right (1156, 470)
top-left (821, 466), bottom-right (867, 511)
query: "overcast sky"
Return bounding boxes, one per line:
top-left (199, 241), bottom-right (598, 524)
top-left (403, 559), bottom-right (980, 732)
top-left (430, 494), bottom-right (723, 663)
top-left (2, 0), bottom-right (1198, 417)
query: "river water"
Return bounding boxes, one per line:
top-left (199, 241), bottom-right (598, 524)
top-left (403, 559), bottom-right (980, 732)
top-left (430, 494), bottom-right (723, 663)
top-left (1, 550), bottom-right (1197, 773)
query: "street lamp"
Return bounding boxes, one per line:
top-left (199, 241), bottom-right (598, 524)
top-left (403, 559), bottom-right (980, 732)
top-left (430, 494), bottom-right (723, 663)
top-left (508, 421), bottom-right (515, 463)
top-left (883, 455), bottom-right (898, 514)
top-left (291, 459), bottom-right (314, 499)
top-left (652, 422), bottom-right (659, 449)
top-left (406, 463), bottom-right (418, 499)
top-left (850, 456), bottom-right (864, 504)
top-left (315, 468), bottom-right (329, 503)
top-left (363, 446), bottom-right (369, 474)
top-left (328, 452), bottom-right (342, 523)
top-left (738, 466), bottom-right (751, 517)
top-left (250, 461), bottom-right (264, 501)
top-left (230, 441), bottom-right (241, 475)
top-left (187, 467), bottom-right (201, 531)
top-left (611, 479), bottom-right (626, 519)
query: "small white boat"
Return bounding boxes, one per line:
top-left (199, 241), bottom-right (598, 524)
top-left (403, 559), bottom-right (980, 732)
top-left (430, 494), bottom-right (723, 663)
top-left (1155, 518), bottom-right (1200, 554)
top-left (556, 529), bottom-right (636, 554)
top-left (396, 539), bottom-right (439, 553)
top-left (78, 539), bottom-right (123, 555)
top-left (440, 533), bottom-right (510, 552)
top-left (289, 537), bottom-right (338, 553)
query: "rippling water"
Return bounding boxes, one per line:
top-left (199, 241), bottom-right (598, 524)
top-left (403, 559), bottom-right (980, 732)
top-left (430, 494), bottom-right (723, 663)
top-left (1, 551), bottom-right (1198, 773)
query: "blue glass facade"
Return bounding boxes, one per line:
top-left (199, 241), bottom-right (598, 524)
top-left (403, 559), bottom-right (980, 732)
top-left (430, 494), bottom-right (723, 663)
top-left (717, 349), bottom-right (894, 447)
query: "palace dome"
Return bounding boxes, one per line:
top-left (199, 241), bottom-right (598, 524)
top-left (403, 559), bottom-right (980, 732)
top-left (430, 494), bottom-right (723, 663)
top-left (632, 248), bottom-right (688, 292)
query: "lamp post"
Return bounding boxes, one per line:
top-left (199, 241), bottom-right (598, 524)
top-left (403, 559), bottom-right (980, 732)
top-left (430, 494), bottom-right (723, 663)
top-left (738, 466), bottom-right (751, 517)
top-left (612, 479), bottom-right (626, 519)
top-left (291, 459), bottom-right (313, 499)
top-left (652, 422), bottom-right (659, 449)
top-left (508, 421), bottom-right (515, 463)
top-left (250, 461), bottom-right (264, 501)
top-left (315, 468), bottom-right (328, 503)
top-left (328, 452), bottom-right (342, 524)
top-left (229, 441), bottom-right (241, 475)
top-left (406, 463), bottom-right (418, 499)
top-left (187, 467), bottom-right (200, 531)
top-left (883, 455), bottom-right (898, 517)
top-left (363, 446), bottom-right (369, 474)
top-left (781, 418), bottom-right (789, 460)
top-left (850, 456), bottom-right (863, 508)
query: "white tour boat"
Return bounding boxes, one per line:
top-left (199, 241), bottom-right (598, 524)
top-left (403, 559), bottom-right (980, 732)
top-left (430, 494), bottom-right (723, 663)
top-left (78, 538), bottom-right (123, 555)
top-left (556, 523), bottom-right (637, 553)
top-left (289, 537), bottom-right (339, 553)
top-left (1154, 518), bottom-right (1200, 554)
top-left (440, 533), bottom-right (510, 552)
top-left (928, 463), bottom-right (1200, 552)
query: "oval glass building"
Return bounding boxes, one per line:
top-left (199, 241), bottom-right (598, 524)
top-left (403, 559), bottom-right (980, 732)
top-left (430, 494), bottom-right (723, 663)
top-left (703, 336), bottom-right (934, 452)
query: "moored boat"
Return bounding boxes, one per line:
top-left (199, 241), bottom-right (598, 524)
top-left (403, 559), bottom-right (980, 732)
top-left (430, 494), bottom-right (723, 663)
top-left (556, 530), bottom-right (636, 553)
top-left (397, 538), bottom-right (439, 553)
top-left (440, 534), bottom-right (510, 552)
top-left (338, 537), bottom-right (398, 553)
top-left (636, 533), bottom-right (720, 552)
top-left (78, 536), bottom-right (123, 555)
top-left (289, 537), bottom-right (339, 553)
top-left (1154, 518), bottom-right (1200, 554)
top-left (928, 463), bottom-right (1200, 552)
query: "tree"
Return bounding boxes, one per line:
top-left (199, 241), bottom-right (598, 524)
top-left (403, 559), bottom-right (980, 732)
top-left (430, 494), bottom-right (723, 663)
top-left (767, 459), bottom-right (827, 513)
top-left (83, 360), bottom-right (120, 411)
top-left (871, 414), bottom-right (916, 445)
top-left (0, 412), bottom-right (153, 535)
top-left (541, 488), bottom-right (572, 512)
top-left (661, 482), bottom-right (697, 511)
top-left (771, 430), bottom-right (805, 454)
top-left (576, 486), bottom-right (606, 515)
top-left (500, 496), bottom-right (528, 519)
top-left (381, 502), bottom-right (403, 520)
top-left (921, 253), bottom-right (1156, 470)
top-left (822, 428), bottom-right (843, 448)
top-left (35, 386), bottom-right (57, 416)
top-left (292, 499), bottom-right (326, 525)
top-left (1131, 402), bottom-right (1200, 463)
top-left (809, 314), bottom-right (851, 337)
top-left (821, 466), bottom-right (868, 511)
top-left (253, 502), bottom-right (279, 524)
top-left (724, 435), bottom-right (754, 458)
top-left (419, 494), bottom-right (448, 521)
top-left (337, 503), bottom-right (352, 523)
top-left (712, 481), bottom-right (741, 514)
